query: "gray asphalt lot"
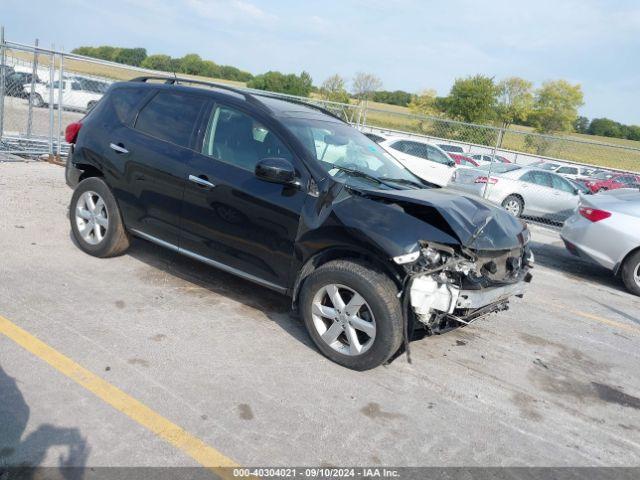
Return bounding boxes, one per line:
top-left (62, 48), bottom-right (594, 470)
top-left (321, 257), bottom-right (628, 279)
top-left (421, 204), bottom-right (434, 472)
top-left (1, 161), bottom-right (639, 469)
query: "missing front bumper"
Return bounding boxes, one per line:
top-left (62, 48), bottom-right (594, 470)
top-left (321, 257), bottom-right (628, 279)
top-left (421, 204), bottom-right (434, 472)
top-left (410, 275), bottom-right (530, 319)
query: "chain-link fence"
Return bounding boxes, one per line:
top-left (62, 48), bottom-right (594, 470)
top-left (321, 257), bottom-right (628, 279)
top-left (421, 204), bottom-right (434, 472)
top-left (2, 33), bottom-right (639, 227)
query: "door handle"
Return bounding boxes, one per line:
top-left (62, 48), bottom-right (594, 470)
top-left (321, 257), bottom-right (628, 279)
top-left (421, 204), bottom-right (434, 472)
top-left (110, 143), bottom-right (129, 154)
top-left (188, 174), bottom-right (215, 189)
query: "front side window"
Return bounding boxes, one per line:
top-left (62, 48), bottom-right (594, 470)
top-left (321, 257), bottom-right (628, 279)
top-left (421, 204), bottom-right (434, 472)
top-left (201, 105), bottom-right (293, 171)
top-left (134, 91), bottom-right (204, 148)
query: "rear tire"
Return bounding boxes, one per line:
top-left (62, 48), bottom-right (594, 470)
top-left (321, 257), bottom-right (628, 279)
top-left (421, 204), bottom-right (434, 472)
top-left (621, 251), bottom-right (640, 296)
top-left (70, 177), bottom-right (130, 258)
top-left (502, 195), bottom-right (523, 217)
top-left (300, 260), bottom-right (403, 370)
top-left (31, 93), bottom-right (44, 108)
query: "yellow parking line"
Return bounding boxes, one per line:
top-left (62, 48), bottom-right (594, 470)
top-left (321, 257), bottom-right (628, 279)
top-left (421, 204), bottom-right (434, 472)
top-left (562, 307), bottom-right (640, 335)
top-left (0, 314), bottom-right (238, 475)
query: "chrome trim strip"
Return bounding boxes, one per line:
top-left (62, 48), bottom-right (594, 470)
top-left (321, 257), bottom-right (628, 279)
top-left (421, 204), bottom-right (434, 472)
top-left (129, 229), bottom-right (287, 294)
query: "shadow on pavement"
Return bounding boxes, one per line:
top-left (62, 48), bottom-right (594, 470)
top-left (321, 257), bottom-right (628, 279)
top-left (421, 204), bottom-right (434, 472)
top-left (0, 366), bottom-right (90, 479)
top-left (125, 237), bottom-right (316, 351)
top-left (529, 240), bottom-right (628, 294)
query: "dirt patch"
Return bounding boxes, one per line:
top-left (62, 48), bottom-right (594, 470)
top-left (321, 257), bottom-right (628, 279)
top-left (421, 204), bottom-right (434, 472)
top-left (238, 403), bottom-right (254, 420)
top-left (127, 358), bottom-right (150, 368)
top-left (360, 402), bottom-right (406, 421)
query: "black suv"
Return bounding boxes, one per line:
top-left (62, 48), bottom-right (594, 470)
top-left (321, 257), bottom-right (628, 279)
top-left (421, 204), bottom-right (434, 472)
top-left (65, 77), bottom-right (533, 370)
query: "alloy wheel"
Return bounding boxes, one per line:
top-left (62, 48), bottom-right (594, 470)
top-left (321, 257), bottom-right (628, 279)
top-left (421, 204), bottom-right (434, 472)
top-left (634, 263), bottom-right (640, 287)
top-left (75, 190), bottom-right (109, 245)
top-left (311, 284), bottom-right (376, 356)
top-left (504, 199), bottom-right (521, 216)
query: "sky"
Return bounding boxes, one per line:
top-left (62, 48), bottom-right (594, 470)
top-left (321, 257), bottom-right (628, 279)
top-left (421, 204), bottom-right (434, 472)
top-left (3, 0), bottom-right (640, 124)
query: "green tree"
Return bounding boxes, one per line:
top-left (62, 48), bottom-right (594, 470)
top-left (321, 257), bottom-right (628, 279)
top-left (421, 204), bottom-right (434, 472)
top-left (530, 80), bottom-right (584, 133)
top-left (372, 90), bottom-right (413, 107)
top-left (247, 71), bottom-right (313, 96)
top-left (573, 116), bottom-right (590, 134)
top-left (114, 48), bottom-right (147, 67)
top-left (141, 54), bottom-right (174, 72)
top-left (178, 54), bottom-right (205, 75)
top-left (319, 74), bottom-right (350, 103)
top-left (495, 77), bottom-right (533, 129)
top-left (408, 89), bottom-right (440, 116)
top-left (443, 75), bottom-right (497, 124)
top-left (588, 118), bottom-right (624, 138)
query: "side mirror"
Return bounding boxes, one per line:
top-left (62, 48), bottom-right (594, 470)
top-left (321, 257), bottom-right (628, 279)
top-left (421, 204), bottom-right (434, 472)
top-left (255, 157), bottom-right (298, 185)
top-left (448, 160), bottom-right (456, 168)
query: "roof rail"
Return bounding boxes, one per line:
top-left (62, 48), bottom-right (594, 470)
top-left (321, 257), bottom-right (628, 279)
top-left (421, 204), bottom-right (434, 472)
top-left (129, 75), bottom-right (347, 123)
top-left (129, 75), bottom-right (260, 102)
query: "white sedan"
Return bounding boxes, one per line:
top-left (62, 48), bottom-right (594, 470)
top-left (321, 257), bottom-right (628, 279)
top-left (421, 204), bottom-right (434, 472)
top-left (378, 137), bottom-right (456, 187)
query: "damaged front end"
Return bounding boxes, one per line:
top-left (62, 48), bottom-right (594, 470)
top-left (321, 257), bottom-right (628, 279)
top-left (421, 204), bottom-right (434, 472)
top-left (399, 240), bottom-right (534, 334)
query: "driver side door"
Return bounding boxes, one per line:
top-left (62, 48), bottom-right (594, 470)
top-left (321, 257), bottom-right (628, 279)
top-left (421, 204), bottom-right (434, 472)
top-left (180, 103), bottom-right (308, 291)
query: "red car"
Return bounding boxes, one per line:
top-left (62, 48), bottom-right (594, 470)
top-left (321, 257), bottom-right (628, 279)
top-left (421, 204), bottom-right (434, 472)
top-left (583, 172), bottom-right (640, 193)
top-left (448, 153), bottom-right (480, 168)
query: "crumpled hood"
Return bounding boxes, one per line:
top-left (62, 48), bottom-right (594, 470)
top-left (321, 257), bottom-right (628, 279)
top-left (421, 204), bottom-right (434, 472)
top-left (353, 186), bottom-right (528, 251)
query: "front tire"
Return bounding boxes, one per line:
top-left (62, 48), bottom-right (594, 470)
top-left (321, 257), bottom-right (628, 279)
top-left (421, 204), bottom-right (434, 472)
top-left (70, 177), bottom-right (130, 258)
top-left (502, 194), bottom-right (523, 217)
top-left (300, 260), bottom-right (403, 370)
top-left (621, 251), bottom-right (640, 296)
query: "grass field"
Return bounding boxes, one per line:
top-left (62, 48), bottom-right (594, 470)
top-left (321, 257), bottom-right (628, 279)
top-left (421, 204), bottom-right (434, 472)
top-left (6, 48), bottom-right (639, 172)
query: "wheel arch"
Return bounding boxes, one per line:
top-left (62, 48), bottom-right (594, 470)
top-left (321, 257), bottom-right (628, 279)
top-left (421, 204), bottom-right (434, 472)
top-left (614, 245), bottom-right (640, 276)
top-left (290, 246), bottom-right (405, 311)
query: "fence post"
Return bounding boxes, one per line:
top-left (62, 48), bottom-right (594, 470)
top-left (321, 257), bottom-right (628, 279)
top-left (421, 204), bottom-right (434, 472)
top-left (483, 126), bottom-right (504, 199)
top-left (57, 51), bottom-right (64, 156)
top-left (48, 46), bottom-right (55, 155)
top-left (27, 38), bottom-right (39, 138)
top-left (0, 26), bottom-right (6, 142)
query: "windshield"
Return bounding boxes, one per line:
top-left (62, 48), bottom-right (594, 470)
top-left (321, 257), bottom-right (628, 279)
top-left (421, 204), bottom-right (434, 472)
top-left (477, 163), bottom-right (521, 174)
top-left (282, 118), bottom-right (424, 189)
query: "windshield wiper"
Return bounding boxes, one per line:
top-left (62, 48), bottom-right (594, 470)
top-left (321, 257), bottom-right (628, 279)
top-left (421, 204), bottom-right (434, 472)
top-left (331, 166), bottom-right (402, 190)
top-left (383, 178), bottom-right (425, 189)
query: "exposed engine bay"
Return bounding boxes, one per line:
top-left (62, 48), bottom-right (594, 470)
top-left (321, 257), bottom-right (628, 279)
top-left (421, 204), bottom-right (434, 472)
top-left (401, 240), bottom-right (534, 334)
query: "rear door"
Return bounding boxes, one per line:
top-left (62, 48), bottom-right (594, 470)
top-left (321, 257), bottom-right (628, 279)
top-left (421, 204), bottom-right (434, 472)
top-left (106, 88), bottom-right (209, 246)
top-left (518, 170), bottom-right (556, 215)
top-left (179, 102), bottom-right (308, 290)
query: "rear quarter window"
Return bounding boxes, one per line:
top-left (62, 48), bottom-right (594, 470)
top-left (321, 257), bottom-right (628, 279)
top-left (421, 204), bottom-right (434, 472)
top-left (134, 91), bottom-right (205, 148)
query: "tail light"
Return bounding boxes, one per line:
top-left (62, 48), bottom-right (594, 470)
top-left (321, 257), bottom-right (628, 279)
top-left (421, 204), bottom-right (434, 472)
top-left (579, 206), bottom-right (611, 222)
top-left (65, 121), bottom-right (82, 144)
top-left (475, 176), bottom-right (498, 184)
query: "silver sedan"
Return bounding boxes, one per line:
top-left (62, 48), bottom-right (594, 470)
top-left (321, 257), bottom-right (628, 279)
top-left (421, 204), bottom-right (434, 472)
top-left (447, 164), bottom-right (584, 223)
top-left (561, 189), bottom-right (640, 296)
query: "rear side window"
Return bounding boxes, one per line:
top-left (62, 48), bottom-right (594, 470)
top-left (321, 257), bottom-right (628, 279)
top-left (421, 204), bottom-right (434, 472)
top-left (521, 171), bottom-right (552, 187)
top-left (111, 88), bottom-right (148, 124)
top-left (134, 91), bottom-right (204, 148)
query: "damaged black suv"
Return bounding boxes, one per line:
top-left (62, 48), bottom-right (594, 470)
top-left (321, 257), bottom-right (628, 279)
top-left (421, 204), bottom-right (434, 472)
top-left (65, 77), bottom-right (533, 370)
